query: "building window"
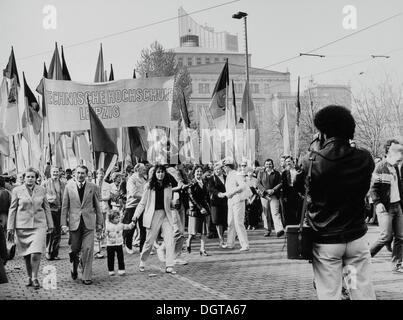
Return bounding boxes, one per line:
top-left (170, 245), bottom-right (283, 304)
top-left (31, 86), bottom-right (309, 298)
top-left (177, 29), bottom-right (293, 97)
top-left (198, 83), bottom-right (210, 94)
top-left (205, 57), bottom-right (210, 64)
top-left (177, 57), bottom-right (183, 67)
top-left (264, 83), bottom-right (270, 94)
top-left (214, 57), bottom-right (220, 63)
top-left (196, 57), bottom-right (202, 65)
top-left (235, 83), bottom-right (243, 94)
top-left (251, 83), bottom-right (260, 94)
top-left (187, 57), bottom-right (193, 66)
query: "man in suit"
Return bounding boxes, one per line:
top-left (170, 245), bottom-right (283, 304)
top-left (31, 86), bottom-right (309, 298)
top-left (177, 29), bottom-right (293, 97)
top-left (61, 165), bottom-right (103, 285)
top-left (42, 166), bottom-right (66, 260)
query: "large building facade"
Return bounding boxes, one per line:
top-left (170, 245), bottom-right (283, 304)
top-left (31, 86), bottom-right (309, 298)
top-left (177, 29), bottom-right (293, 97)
top-left (173, 7), bottom-right (351, 163)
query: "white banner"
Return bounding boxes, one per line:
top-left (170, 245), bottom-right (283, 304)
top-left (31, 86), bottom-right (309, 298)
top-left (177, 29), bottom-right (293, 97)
top-left (43, 77), bottom-right (174, 133)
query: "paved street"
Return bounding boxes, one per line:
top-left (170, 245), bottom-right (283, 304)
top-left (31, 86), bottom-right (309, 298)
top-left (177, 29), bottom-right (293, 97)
top-left (0, 225), bottom-right (402, 300)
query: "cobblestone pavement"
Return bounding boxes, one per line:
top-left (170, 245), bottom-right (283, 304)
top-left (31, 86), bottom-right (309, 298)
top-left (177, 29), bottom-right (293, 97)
top-left (0, 225), bottom-right (401, 300)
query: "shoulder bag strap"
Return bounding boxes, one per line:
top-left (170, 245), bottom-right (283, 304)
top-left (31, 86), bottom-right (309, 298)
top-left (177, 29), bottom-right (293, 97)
top-left (299, 152), bottom-right (315, 233)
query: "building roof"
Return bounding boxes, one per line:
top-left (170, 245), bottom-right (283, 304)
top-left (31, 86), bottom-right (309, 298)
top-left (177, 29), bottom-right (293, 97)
top-left (186, 62), bottom-right (289, 76)
top-left (172, 46), bottom-right (241, 54)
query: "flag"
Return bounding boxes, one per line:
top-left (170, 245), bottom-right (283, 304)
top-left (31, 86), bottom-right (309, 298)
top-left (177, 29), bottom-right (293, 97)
top-left (208, 61), bottom-right (228, 119)
top-left (48, 43), bottom-right (63, 80)
top-left (179, 90), bottom-right (190, 129)
top-left (3, 47), bottom-right (20, 86)
top-left (22, 73), bottom-right (42, 135)
top-left (94, 44), bottom-right (106, 82)
top-left (231, 80), bottom-right (237, 125)
top-left (88, 99), bottom-right (118, 171)
top-left (239, 83), bottom-right (256, 129)
top-left (3, 78), bottom-right (20, 136)
top-left (294, 76), bottom-right (301, 161)
top-left (225, 80), bottom-right (237, 161)
top-left (109, 64), bottom-right (114, 81)
top-left (61, 45), bottom-right (71, 81)
top-left (133, 68), bottom-right (136, 79)
top-left (36, 62), bottom-right (48, 97)
top-left (0, 78), bottom-right (10, 156)
top-left (283, 102), bottom-right (291, 157)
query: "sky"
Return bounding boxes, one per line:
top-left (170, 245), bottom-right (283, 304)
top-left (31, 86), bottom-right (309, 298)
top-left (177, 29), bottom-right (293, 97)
top-left (0, 0), bottom-right (402, 94)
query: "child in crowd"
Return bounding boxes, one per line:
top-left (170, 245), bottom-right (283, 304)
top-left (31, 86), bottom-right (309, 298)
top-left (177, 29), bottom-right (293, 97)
top-left (105, 210), bottom-right (135, 276)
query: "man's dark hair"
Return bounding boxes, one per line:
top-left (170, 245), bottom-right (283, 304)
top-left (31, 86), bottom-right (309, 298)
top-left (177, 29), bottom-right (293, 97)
top-left (264, 159), bottom-right (274, 166)
top-left (76, 165), bottom-right (89, 174)
top-left (313, 105), bottom-right (355, 140)
top-left (384, 139), bottom-right (400, 155)
top-left (0, 176), bottom-right (5, 188)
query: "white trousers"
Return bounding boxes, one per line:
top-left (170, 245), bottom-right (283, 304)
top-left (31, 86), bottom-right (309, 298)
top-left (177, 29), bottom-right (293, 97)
top-left (140, 210), bottom-right (175, 267)
top-left (227, 201), bottom-right (249, 249)
top-left (261, 196), bottom-right (284, 233)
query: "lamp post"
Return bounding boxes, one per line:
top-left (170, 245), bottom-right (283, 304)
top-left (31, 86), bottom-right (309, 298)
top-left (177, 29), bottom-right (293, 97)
top-left (233, 11), bottom-right (250, 161)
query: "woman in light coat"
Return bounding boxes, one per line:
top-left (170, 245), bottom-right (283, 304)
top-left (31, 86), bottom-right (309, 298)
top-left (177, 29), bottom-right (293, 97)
top-left (133, 165), bottom-right (176, 273)
top-left (7, 167), bottom-right (53, 289)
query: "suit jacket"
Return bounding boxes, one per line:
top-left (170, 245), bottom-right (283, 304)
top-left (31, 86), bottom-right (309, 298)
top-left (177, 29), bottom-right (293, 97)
top-left (207, 174), bottom-right (227, 207)
top-left (61, 181), bottom-right (103, 231)
top-left (257, 169), bottom-right (282, 197)
top-left (133, 184), bottom-right (174, 229)
top-left (188, 179), bottom-right (210, 217)
top-left (7, 184), bottom-right (53, 230)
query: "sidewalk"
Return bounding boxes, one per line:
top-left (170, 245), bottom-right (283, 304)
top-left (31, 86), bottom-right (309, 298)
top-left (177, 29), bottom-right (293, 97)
top-left (0, 225), bottom-right (401, 300)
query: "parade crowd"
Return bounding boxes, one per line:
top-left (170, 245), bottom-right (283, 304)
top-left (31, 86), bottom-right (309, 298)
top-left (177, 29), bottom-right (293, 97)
top-left (1, 105), bottom-right (403, 300)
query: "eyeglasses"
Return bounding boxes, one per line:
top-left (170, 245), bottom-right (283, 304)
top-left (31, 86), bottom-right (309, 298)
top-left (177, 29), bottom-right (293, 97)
top-left (241, 164), bottom-right (247, 167)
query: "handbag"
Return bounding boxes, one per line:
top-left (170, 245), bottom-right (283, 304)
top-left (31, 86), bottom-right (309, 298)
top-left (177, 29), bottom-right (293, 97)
top-left (286, 153), bottom-right (314, 260)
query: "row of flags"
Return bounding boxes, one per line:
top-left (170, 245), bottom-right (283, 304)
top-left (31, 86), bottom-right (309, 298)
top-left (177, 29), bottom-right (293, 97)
top-left (0, 43), bottom-right (301, 174)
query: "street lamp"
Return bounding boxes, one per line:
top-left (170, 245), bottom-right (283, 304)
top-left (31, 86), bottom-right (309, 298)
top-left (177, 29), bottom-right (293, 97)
top-left (232, 11), bottom-right (249, 125)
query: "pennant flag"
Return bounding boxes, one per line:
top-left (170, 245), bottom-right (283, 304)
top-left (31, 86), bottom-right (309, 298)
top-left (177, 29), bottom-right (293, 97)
top-left (48, 42), bottom-right (63, 80)
top-left (294, 76), bottom-right (301, 161)
top-left (3, 47), bottom-right (20, 86)
top-left (208, 61), bottom-right (228, 119)
top-left (94, 44), bottom-right (106, 82)
top-left (179, 90), bottom-right (190, 129)
top-left (35, 62), bottom-right (48, 98)
top-left (88, 98), bottom-right (118, 171)
top-left (283, 102), bottom-right (291, 157)
top-left (109, 64), bottom-right (114, 81)
top-left (0, 78), bottom-right (10, 156)
top-left (61, 45), bottom-right (71, 81)
top-left (133, 68), bottom-right (136, 79)
top-left (239, 83), bottom-right (257, 129)
top-left (3, 78), bottom-right (20, 136)
top-left (22, 73), bottom-right (42, 135)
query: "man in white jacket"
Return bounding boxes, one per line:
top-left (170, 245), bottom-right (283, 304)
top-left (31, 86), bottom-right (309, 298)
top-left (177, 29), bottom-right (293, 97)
top-left (219, 159), bottom-right (251, 251)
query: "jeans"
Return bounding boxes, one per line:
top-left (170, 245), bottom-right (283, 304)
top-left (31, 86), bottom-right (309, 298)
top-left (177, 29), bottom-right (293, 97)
top-left (312, 235), bottom-right (376, 300)
top-left (172, 204), bottom-right (186, 257)
top-left (107, 245), bottom-right (125, 271)
top-left (370, 202), bottom-right (403, 268)
top-left (261, 196), bottom-right (284, 233)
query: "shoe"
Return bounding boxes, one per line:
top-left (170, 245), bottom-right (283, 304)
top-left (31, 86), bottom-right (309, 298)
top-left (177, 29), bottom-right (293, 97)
top-left (71, 267), bottom-right (78, 280)
top-left (94, 252), bottom-right (104, 259)
top-left (109, 271), bottom-right (115, 276)
top-left (264, 232), bottom-right (271, 237)
top-left (82, 280), bottom-right (93, 285)
top-left (392, 267), bottom-right (403, 274)
top-left (165, 267), bottom-right (176, 274)
top-left (118, 270), bottom-right (126, 276)
top-left (53, 256), bottom-right (60, 260)
top-left (45, 253), bottom-right (52, 260)
top-left (26, 278), bottom-right (33, 287)
top-left (386, 242), bottom-right (393, 253)
top-left (174, 258), bottom-right (188, 265)
top-left (240, 247), bottom-right (249, 252)
top-left (276, 230), bottom-right (285, 237)
top-left (139, 261), bottom-right (145, 272)
top-left (157, 246), bottom-right (166, 262)
top-left (200, 250), bottom-right (209, 256)
top-left (33, 279), bottom-right (40, 290)
top-left (125, 246), bottom-right (134, 255)
top-left (220, 243), bottom-right (228, 249)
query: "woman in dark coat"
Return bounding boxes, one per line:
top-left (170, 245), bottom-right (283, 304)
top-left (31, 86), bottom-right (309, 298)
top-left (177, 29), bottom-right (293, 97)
top-left (207, 163), bottom-right (228, 248)
top-left (186, 165), bottom-right (211, 256)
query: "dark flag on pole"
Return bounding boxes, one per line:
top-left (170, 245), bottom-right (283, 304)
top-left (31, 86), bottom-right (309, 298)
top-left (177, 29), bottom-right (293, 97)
top-left (294, 76), bottom-right (301, 161)
top-left (61, 45), bottom-right (71, 81)
top-left (22, 73), bottom-right (42, 135)
top-left (179, 90), bottom-right (191, 129)
top-left (109, 64), bottom-right (114, 81)
top-left (88, 98), bottom-right (118, 170)
top-left (3, 46), bottom-right (20, 86)
top-left (209, 61), bottom-right (229, 119)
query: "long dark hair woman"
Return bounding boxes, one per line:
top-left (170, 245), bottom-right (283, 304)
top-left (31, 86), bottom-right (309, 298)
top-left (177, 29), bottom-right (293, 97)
top-left (187, 165), bottom-right (211, 256)
top-left (132, 165), bottom-right (176, 273)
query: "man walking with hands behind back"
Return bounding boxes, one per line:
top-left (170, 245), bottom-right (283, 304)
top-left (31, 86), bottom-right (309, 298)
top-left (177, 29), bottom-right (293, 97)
top-left (61, 165), bottom-right (103, 285)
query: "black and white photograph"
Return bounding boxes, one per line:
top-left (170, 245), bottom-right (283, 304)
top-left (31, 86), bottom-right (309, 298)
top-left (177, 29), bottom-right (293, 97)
top-left (1, 0), bottom-right (403, 307)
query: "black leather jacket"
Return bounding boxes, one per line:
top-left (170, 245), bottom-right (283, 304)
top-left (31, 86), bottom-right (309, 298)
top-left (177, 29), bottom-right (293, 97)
top-left (297, 138), bottom-right (375, 244)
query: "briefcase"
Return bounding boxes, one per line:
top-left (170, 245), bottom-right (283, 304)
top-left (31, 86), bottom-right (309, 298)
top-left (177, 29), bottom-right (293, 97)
top-left (286, 225), bottom-right (313, 260)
